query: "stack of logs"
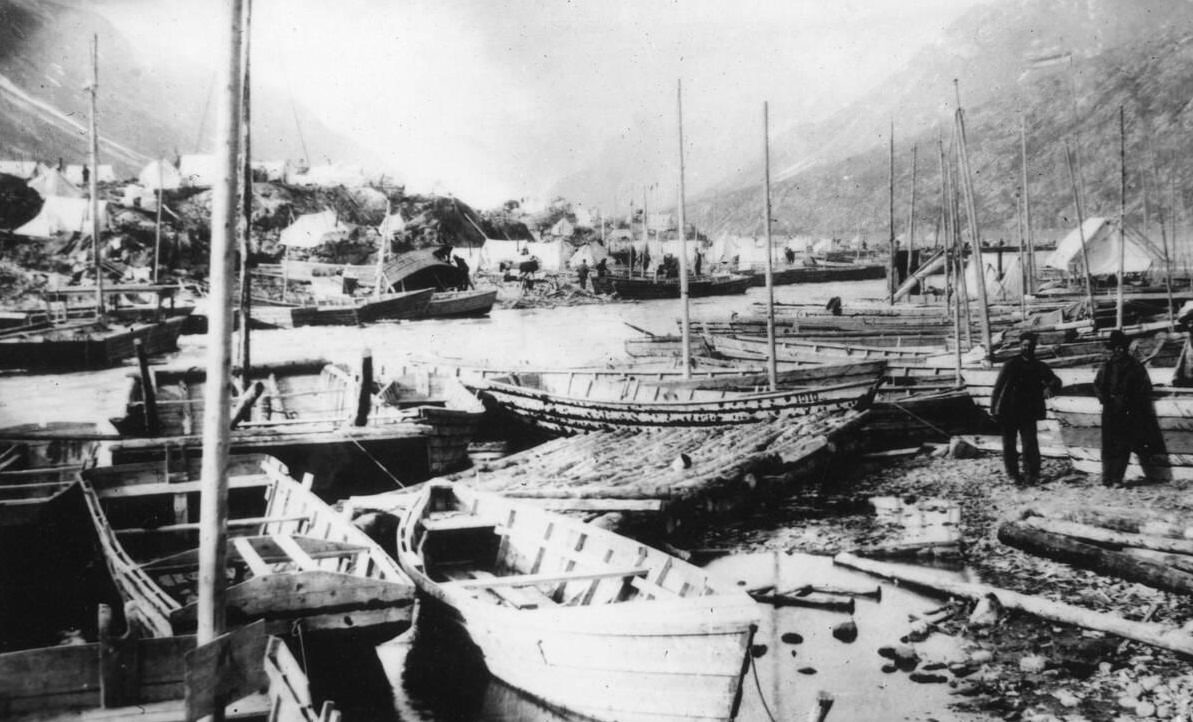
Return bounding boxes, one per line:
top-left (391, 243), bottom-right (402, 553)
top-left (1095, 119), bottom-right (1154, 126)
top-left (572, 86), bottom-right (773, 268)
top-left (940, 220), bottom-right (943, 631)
top-left (998, 507), bottom-right (1193, 596)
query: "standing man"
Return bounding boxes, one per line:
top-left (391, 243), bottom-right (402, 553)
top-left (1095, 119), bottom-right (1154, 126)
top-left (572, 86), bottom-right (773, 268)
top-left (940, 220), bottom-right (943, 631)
top-left (990, 332), bottom-right (1062, 485)
top-left (576, 259), bottom-right (590, 290)
top-left (1094, 329), bottom-right (1165, 486)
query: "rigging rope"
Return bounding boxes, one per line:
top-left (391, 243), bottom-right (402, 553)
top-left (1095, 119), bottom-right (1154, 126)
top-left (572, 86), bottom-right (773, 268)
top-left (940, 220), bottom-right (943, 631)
top-left (749, 653), bottom-right (779, 722)
top-left (348, 435), bottom-right (407, 488)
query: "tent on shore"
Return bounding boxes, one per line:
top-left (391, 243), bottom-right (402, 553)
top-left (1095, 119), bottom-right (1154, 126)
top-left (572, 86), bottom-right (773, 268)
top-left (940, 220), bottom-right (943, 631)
top-left (138, 160), bottom-right (183, 191)
top-left (1044, 217), bottom-right (1165, 276)
top-left (27, 168), bottom-right (84, 199)
top-left (14, 197), bottom-right (109, 238)
top-left (278, 211), bottom-right (351, 248)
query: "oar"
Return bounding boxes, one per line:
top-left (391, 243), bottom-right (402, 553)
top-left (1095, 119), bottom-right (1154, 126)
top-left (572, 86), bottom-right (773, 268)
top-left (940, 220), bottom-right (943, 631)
top-left (623, 322), bottom-right (657, 338)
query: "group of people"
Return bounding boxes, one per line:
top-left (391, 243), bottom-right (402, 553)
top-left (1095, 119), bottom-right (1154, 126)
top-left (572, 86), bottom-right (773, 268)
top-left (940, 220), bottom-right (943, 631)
top-left (991, 330), bottom-right (1163, 487)
top-left (574, 258), bottom-right (608, 290)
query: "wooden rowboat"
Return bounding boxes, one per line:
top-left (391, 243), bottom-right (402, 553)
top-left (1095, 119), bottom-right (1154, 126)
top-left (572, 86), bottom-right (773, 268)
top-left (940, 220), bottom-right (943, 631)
top-left (466, 369), bottom-right (877, 436)
top-left (423, 288), bottom-right (498, 319)
top-left (1048, 385), bottom-right (1193, 481)
top-left (710, 333), bottom-right (942, 363)
top-left (394, 481), bottom-right (759, 722)
top-left (590, 273), bottom-right (753, 300)
top-left (108, 359), bottom-right (484, 494)
top-left (81, 455), bottom-right (415, 640)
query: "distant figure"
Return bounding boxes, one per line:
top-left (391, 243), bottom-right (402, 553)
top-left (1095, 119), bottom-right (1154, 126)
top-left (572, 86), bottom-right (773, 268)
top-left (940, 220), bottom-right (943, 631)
top-left (825, 296), bottom-right (843, 316)
top-left (576, 259), bottom-right (590, 290)
top-left (433, 245), bottom-right (453, 262)
top-left (81, 165), bottom-right (90, 184)
top-left (1171, 302), bottom-right (1193, 386)
top-left (694, 250), bottom-right (703, 277)
top-left (642, 247), bottom-right (652, 275)
top-left (595, 258), bottom-right (608, 278)
top-left (989, 332), bottom-right (1062, 486)
top-left (628, 246), bottom-right (637, 273)
top-left (453, 255), bottom-right (472, 290)
top-left (784, 247), bottom-right (796, 264)
top-left (1095, 329), bottom-right (1165, 486)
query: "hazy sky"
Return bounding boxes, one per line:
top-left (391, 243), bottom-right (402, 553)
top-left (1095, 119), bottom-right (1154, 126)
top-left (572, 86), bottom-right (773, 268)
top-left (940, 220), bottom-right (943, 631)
top-left (99, 0), bottom-right (986, 208)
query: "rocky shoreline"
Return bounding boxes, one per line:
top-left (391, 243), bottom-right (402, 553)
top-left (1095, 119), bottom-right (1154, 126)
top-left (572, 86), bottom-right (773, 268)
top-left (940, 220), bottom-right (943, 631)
top-left (693, 452), bottom-right (1193, 722)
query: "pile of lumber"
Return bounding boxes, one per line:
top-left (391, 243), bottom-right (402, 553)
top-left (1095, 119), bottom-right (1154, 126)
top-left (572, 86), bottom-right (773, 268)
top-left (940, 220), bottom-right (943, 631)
top-left (998, 506), bottom-right (1193, 596)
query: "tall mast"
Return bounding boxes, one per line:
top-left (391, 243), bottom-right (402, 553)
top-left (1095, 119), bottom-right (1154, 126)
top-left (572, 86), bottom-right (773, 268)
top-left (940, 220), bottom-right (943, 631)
top-left (198, 0), bottom-right (245, 660)
top-left (1117, 105), bottom-right (1126, 329)
top-left (153, 160), bottom-right (164, 284)
top-left (762, 101), bottom-right (777, 391)
top-left (88, 35), bottom-right (104, 318)
top-left (938, 132), bottom-right (962, 385)
top-left (906, 144), bottom-right (917, 286)
top-left (237, 0), bottom-right (253, 378)
top-left (676, 79), bottom-right (691, 378)
top-left (953, 81), bottom-right (992, 361)
top-left (1020, 113), bottom-right (1036, 294)
top-left (1064, 142), bottom-right (1096, 321)
top-left (888, 119), bottom-right (896, 304)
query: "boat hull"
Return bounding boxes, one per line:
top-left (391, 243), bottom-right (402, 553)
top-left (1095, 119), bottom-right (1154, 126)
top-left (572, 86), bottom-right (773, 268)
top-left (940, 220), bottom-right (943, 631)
top-left (395, 483), bottom-right (758, 722)
top-left (591, 274), bottom-right (752, 300)
top-left (1049, 390), bottom-right (1193, 480)
top-left (423, 288), bottom-right (498, 318)
top-left (0, 316), bottom-right (186, 371)
top-left (468, 372), bottom-right (873, 435)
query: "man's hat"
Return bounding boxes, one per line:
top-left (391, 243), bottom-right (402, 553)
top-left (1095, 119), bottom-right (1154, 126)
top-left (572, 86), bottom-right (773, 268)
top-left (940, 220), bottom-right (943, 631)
top-left (1106, 329), bottom-right (1130, 350)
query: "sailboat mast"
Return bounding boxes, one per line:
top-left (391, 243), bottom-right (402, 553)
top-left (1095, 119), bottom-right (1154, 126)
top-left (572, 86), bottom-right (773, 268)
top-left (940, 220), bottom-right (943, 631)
top-left (1117, 105), bottom-right (1126, 329)
top-left (1064, 142), bottom-right (1097, 321)
top-left (1020, 113), bottom-right (1035, 293)
top-left (906, 144), bottom-right (917, 286)
top-left (237, 0), bottom-right (254, 378)
top-left (888, 120), bottom-right (896, 304)
top-left (677, 79), bottom-right (691, 378)
top-left (954, 82), bottom-right (993, 361)
top-left (938, 132), bottom-right (962, 385)
top-left (153, 160), bottom-right (164, 284)
top-left (762, 101), bottom-right (777, 390)
top-left (198, 0), bottom-right (245, 650)
top-left (88, 35), bottom-right (104, 317)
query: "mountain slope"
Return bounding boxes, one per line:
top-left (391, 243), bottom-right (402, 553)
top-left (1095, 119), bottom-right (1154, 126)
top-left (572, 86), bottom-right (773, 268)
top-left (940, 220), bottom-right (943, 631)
top-left (0, 0), bottom-right (378, 178)
top-left (689, 0), bottom-right (1193, 239)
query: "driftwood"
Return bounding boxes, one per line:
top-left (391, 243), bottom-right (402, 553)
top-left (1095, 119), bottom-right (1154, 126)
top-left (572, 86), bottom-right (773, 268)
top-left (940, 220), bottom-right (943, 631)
top-left (998, 520), bottom-right (1193, 595)
top-left (1025, 507), bottom-right (1193, 540)
top-left (834, 552), bottom-right (1193, 657)
top-left (749, 590), bottom-right (856, 614)
top-left (792, 583), bottom-right (882, 601)
top-left (1020, 516), bottom-right (1193, 556)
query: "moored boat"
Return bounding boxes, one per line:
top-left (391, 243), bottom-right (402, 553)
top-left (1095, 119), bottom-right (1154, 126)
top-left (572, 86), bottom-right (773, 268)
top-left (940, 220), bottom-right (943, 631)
top-left (84, 455), bottom-right (416, 640)
top-left (591, 273), bottom-right (753, 300)
top-left (0, 315), bottom-right (187, 372)
top-left (394, 480), bottom-right (759, 722)
top-left (423, 287), bottom-right (498, 318)
top-left (108, 358), bottom-right (484, 494)
top-left (465, 368), bottom-right (877, 436)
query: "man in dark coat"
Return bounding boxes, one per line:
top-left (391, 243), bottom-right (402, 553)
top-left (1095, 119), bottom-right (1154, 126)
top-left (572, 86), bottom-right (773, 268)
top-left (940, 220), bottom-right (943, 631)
top-left (990, 332), bottom-right (1062, 485)
top-left (1094, 329), bottom-right (1165, 485)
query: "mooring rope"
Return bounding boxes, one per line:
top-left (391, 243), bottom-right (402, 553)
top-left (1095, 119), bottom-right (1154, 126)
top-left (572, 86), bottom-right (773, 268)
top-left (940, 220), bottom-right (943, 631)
top-left (348, 435), bottom-right (407, 488)
top-left (883, 397), bottom-right (953, 438)
top-left (749, 653), bottom-right (779, 722)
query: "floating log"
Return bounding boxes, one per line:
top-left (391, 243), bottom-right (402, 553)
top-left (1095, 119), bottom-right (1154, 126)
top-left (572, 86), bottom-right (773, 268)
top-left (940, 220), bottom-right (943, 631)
top-left (999, 520), bottom-right (1193, 595)
top-left (1018, 517), bottom-right (1193, 557)
top-left (834, 552), bottom-right (1193, 657)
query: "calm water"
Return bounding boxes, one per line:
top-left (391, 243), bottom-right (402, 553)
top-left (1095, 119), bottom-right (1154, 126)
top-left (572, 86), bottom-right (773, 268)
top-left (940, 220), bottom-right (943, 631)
top-left (0, 278), bottom-right (892, 428)
top-left (1, 277), bottom-right (988, 720)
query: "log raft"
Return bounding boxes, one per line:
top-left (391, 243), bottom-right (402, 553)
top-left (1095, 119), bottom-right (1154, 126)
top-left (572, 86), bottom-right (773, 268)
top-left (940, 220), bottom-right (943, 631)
top-left (426, 408), bottom-right (868, 524)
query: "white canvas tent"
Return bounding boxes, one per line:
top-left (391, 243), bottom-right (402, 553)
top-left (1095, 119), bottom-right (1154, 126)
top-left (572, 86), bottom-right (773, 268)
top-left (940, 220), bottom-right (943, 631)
top-left (1044, 217), bottom-right (1163, 276)
top-left (548, 217), bottom-right (575, 237)
top-left (966, 254), bottom-right (1025, 302)
top-left (278, 211), bottom-right (350, 248)
top-left (0, 161), bottom-right (47, 179)
top-left (478, 239), bottom-right (525, 270)
top-left (27, 168), bottom-right (84, 199)
top-left (14, 197), bottom-right (109, 238)
top-left (179, 155), bottom-right (218, 187)
top-left (567, 242), bottom-right (609, 269)
top-left (138, 160), bottom-right (183, 190)
top-left (523, 239), bottom-right (573, 271)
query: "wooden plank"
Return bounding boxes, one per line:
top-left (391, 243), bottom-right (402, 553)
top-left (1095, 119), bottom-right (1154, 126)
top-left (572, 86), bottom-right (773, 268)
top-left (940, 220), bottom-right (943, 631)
top-left (271, 534), bottom-right (319, 571)
top-left (510, 497), bottom-right (664, 512)
top-left (184, 620), bottom-right (268, 721)
top-left (232, 537), bottom-right (271, 577)
top-left (421, 515), bottom-right (498, 533)
top-left (116, 515), bottom-right (309, 536)
top-left (97, 475), bottom-right (272, 498)
top-left (446, 567), bottom-right (650, 589)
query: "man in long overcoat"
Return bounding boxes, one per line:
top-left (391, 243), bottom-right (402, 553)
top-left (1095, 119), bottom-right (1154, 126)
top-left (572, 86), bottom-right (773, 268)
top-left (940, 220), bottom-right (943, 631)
top-left (1094, 329), bottom-right (1165, 485)
top-left (990, 332), bottom-right (1062, 485)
